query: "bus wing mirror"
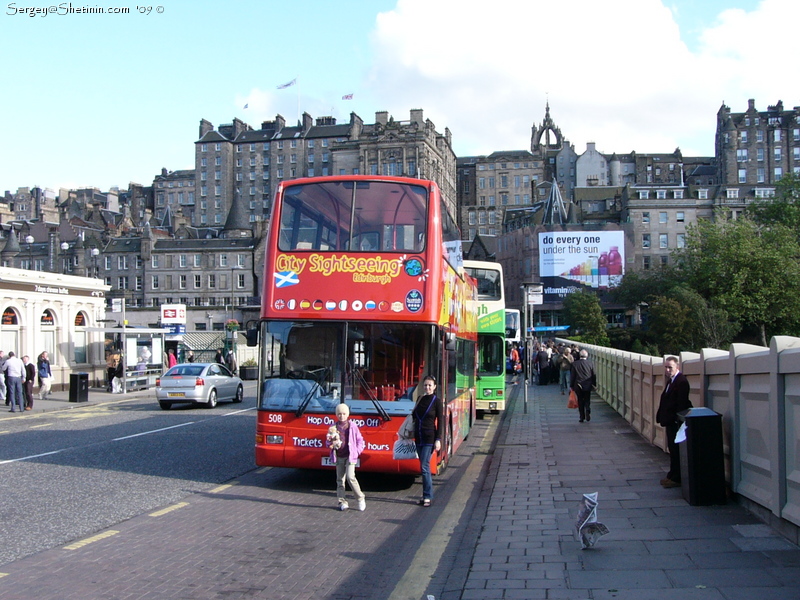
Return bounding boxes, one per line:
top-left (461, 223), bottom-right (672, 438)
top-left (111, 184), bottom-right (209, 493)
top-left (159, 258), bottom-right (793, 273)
top-left (445, 332), bottom-right (456, 351)
top-left (245, 326), bottom-right (259, 347)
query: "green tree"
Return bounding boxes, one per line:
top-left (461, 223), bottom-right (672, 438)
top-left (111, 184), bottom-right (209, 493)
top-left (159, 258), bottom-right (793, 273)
top-left (562, 290), bottom-right (609, 346)
top-left (674, 213), bottom-right (800, 346)
top-left (746, 172), bottom-right (800, 231)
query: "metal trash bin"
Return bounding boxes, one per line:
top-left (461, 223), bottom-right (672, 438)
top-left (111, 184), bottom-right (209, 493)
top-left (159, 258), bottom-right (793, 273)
top-left (69, 372), bottom-right (89, 403)
top-left (678, 407), bottom-right (726, 505)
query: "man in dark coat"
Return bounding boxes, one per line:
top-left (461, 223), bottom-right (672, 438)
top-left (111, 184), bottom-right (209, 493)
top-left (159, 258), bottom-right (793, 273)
top-left (656, 356), bottom-right (692, 488)
top-left (570, 350), bottom-right (596, 423)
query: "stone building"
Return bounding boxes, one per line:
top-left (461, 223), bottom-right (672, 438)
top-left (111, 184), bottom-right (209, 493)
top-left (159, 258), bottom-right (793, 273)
top-left (457, 150), bottom-right (542, 241)
top-left (192, 109), bottom-right (457, 230)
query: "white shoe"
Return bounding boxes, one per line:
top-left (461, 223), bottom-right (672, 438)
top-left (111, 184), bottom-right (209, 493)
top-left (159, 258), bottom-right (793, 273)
top-left (338, 502), bottom-right (349, 511)
top-left (357, 499), bottom-right (366, 511)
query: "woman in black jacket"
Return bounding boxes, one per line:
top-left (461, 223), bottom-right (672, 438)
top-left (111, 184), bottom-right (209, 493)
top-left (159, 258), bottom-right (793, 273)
top-left (412, 375), bottom-right (443, 506)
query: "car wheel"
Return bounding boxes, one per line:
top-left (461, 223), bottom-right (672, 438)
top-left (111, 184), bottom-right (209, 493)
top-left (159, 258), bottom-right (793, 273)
top-left (159, 401), bottom-right (171, 410)
top-left (234, 385), bottom-right (243, 403)
top-left (206, 389), bottom-right (217, 408)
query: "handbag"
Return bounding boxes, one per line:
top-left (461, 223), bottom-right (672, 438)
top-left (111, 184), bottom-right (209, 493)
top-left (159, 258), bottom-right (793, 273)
top-left (567, 389), bottom-right (578, 409)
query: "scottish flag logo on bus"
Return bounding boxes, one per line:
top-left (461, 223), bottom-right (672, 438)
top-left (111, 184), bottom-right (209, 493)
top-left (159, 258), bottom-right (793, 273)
top-left (274, 271), bottom-right (300, 288)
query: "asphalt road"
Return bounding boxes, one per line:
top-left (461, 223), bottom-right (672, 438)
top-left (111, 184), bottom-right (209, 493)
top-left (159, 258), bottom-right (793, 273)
top-left (0, 383), bottom-right (502, 599)
top-left (0, 386), bottom-right (258, 567)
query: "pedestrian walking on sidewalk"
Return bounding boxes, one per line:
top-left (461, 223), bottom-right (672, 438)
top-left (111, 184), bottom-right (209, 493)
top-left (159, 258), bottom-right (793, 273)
top-left (412, 375), bottom-right (443, 507)
top-left (0, 350), bottom-right (7, 406)
top-left (557, 346), bottom-right (574, 395)
top-left (327, 403), bottom-right (366, 512)
top-left (37, 351), bottom-right (53, 401)
top-left (5, 352), bottom-right (25, 413)
top-left (23, 355), bottom-right (35, 410)
top-left (570, 350), bottom-right (596, 423)
top-left (656, 356), bottom-right (692, 488)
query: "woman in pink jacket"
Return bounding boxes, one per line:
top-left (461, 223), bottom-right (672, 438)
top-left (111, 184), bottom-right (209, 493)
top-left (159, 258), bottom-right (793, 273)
top-left (327, 403), bottom-right (366, 511)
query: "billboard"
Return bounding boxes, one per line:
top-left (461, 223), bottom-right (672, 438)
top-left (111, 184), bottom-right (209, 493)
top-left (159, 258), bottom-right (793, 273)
top-left (538, 231), bottom-right (625, 303)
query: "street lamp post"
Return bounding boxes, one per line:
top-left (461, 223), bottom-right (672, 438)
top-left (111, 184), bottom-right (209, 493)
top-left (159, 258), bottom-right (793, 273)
top-left (24, 235), bottom-right (34, 271)
top-left (90, 247), bottom-right (100, 278)
top-left (521, 282), bottom-right (544, 415)
top-left (60, 241), bottom-right (69, 274)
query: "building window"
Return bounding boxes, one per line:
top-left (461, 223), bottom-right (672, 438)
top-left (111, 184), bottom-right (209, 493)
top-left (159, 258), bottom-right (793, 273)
top-left (757, 148), bottom-right (764, 161)
top-left (674, 190), bottom-right (683, 199)
top-left (642, 234), bottom-right (651, 249)
top-left (194, 275), bottom-right (201, 288)
top-left (698, 189), bottom-right (708, 199)
top-left (737, 149), bottom-right (748, 162)
top-left (738, 169), bottom-right (747, 183)
top-left (774, 130), bottom-right (782, 142)
top-left (117, 276), bottom-right (128, 289)
top-left (660, 255), bottom-right (669, 267)
top-left (775, 167), bottom-right (783, 179)
top-left (208, 275), bottom-right (216, 289)
top-left (677, 233), bottom-right (686, 248)
top-left (659, 212), bottom-right (667, 224)
top-left (656, 190), bottom-right (666, 199)
top-left (642, 212), bottom-right (650, 224)
top-left (740, 131), bottom-right (748, 143)
top-left (179, 275), bottom-right (186, 289)
top-left (643, 256), bottom-right (651, 270)
top-left (676, 211), bottom-right (685, 223)
top-left (151, 256), bottom-right (159, 268)
top-left (757, 168), bottom-right (766, 183)
top-left (775, 148), bottom-right (782, 161)
top-left (152, 275), bottom-right (159, 289)
top-left (135, 276), bottom-right (142, 291)
top-left (659, 234), bottom-right (668, 249)
top-left (638, 190), bottom-right (648, 199)
top-left (727, 188), bottom-right (739, 199)
top-left (757, 130), bottom-right (764, 142)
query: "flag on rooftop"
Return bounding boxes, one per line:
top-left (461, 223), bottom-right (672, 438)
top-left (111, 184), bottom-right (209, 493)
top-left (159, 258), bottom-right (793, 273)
top-left (277, 78), bottom-right (297, 89)
top-left (342, 94), bottom-right (353, 100)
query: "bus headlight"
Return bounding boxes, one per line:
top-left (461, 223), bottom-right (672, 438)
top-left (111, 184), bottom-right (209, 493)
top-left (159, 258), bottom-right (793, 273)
top-left (266, 435), bottom-right (284, 444)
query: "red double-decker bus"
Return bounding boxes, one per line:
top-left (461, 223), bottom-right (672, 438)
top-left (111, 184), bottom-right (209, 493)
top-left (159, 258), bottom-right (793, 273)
top-left (250, 176), bottom-right (477, 475)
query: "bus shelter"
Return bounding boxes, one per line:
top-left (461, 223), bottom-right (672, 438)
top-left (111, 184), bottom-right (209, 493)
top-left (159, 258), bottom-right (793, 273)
top-left (86, 327), bottom-right (166, 393)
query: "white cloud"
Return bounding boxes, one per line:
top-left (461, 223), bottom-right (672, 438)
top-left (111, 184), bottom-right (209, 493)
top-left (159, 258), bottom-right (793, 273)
top-left (367, 0), bottom-right (799, 158)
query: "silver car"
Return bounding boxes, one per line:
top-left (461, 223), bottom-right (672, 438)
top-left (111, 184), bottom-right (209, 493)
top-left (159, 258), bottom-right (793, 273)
top-left (156, 363), bottom-right (244, 410)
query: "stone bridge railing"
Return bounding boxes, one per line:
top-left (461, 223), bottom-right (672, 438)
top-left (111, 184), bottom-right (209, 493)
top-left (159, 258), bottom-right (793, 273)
top-left (557, 336), bottom-right (800, 542)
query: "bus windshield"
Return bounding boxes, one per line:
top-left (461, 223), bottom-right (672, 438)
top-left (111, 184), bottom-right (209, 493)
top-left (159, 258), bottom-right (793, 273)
top-left (278, 180), bottom-right (428, 253)
top-left (260, 320), bottom-right (433, 414)
top-left (465, 266), bottom-right (502, 301)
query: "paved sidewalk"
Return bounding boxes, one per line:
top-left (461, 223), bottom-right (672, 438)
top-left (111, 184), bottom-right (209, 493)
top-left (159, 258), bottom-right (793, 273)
top-left (462, 380), bottom-right (800, 600)
top-left (3, 385), bottom-right (148, 415)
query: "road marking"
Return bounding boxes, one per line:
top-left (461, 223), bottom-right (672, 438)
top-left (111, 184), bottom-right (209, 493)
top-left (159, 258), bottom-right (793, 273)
top-left (112, 422), bottom-right (195, 441)
top-left (209, 482), bottom-right (238, 494)
top-left (388, 417), bottom-right (500, 600)
top-left (0, 449), bottom-right (64, 465)
top-left (222, 407), bottom-right (257, 416)
top-left (149, 502), bottom-right (189, 517)
top-left (0, 430), bottom-right (9, 435)
top-left (0, 573), bottom-right (7, 579)
top-left (255, 467), bottom-right (269, 474)
top-left (30, 423), bottom-right (54, 429)
top-left (63, 530), bottom-right (120, 550)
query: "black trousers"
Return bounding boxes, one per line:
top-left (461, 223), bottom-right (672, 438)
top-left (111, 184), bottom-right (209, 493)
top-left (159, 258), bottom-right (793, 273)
top-left (665, 422), bottom-right (682, 482)
top-left (576, 388), bottom-right (591, 421)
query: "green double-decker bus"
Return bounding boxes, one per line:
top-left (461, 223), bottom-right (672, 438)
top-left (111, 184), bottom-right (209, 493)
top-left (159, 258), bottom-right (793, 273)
top-left (464, 260), bottom-right (506, 414)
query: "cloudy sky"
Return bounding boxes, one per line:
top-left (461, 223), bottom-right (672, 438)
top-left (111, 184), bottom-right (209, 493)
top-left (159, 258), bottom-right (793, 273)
top-left (2, 0), bottom-right (797, 192)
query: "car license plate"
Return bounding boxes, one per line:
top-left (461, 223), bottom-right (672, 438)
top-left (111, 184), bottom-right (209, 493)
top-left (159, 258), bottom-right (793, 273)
top-left (168, 392), bottom-right (185, 397)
